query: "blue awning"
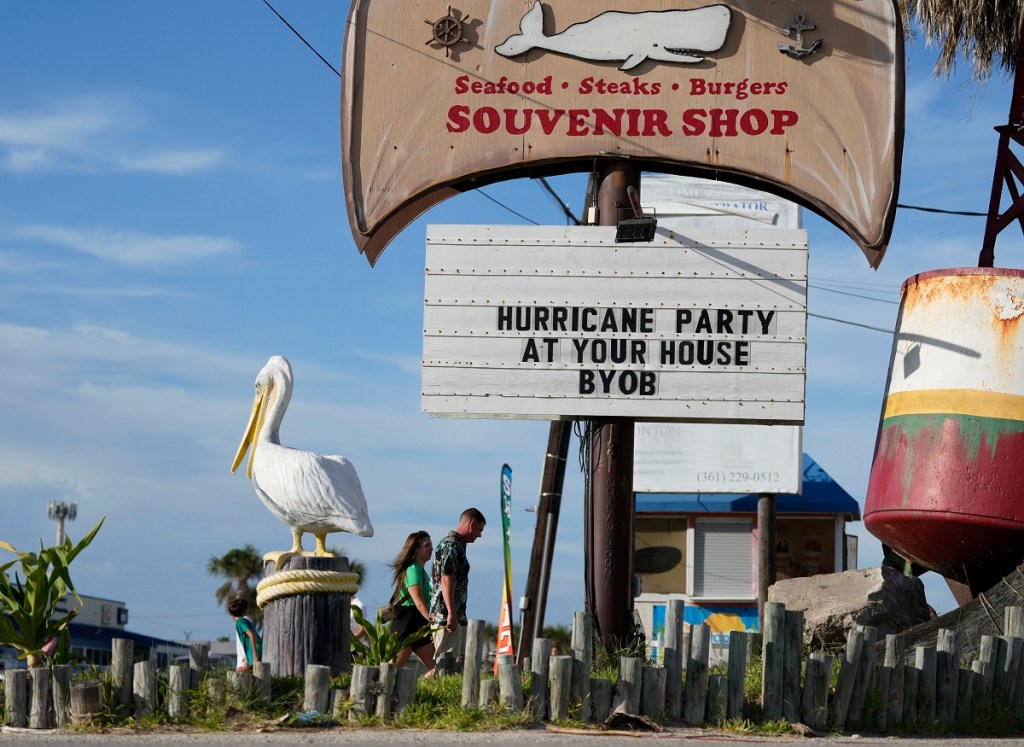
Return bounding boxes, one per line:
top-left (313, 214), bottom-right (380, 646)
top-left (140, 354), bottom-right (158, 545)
top-left (635, 453), bottom-right (860, 519)
top-left (66, 622), bottom-right (185, 653)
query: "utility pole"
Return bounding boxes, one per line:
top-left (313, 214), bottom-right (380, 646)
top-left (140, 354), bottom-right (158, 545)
top-left (47, 500), bottom-right (77, 545)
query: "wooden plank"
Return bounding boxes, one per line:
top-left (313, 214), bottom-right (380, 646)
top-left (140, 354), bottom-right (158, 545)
top-left (254, 660), bottom-right (272, 703)
top-left (726, 630), bottom-right (748, 720)
top-left (760, 602), bottom-right (786, 721)
top-left (664, 599), bottom-right (685, 721)
top-left (462, 619), bottom-right (486, 709)
top-left (782, 610), bottom-right (803, 723)
top-left (684, 623), bottom-right (711, 725)
top-left (832, 627), bottom-right (864, 730)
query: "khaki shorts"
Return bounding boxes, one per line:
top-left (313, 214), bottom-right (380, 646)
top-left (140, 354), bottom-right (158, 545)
top-left (432, 624), bottom-right (466, 660)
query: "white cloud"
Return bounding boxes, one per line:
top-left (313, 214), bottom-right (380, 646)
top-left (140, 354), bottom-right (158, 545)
top-left (14, 224), bottom-right (242, 266)
top-left (0, 94), bottom-right (226, 175)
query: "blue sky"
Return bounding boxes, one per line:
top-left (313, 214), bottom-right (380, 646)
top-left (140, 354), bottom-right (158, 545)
top-left (1, 2), bottom-right (1020, 644)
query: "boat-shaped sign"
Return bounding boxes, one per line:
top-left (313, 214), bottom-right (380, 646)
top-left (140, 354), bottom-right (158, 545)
top-left (342, 0), bottom-right (903, 266)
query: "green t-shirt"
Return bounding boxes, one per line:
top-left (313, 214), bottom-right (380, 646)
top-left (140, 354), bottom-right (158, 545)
top-left (398, 563), bottom-right (431, 607)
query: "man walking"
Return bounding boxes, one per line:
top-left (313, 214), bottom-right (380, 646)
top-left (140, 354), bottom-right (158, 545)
top-left (430, 507), bottom-right (486, 662)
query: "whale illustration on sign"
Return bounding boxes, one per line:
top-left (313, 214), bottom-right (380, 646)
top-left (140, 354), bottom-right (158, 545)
top-left (496, 2), bottom-right (732, 71)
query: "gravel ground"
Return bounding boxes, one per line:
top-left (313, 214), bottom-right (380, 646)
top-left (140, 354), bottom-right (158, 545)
top-left (6, 725), bottom-right (1024, 746)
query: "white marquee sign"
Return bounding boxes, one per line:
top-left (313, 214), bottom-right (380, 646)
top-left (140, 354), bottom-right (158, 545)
top-left (422, 225), bottom-right (808, 422)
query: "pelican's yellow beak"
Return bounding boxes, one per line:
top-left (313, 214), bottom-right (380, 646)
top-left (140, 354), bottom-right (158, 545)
top-left (231, 387), bottom-right (268, 479)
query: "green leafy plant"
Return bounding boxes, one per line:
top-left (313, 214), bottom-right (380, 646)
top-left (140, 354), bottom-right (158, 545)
top-left (350, 605), bottom-right (434, 666)
top-left (0, 517), bottom-right (104, 667)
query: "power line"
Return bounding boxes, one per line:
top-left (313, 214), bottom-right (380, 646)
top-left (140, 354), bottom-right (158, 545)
top-left (897, 202), bottom-right (986, 217)
top-left (260, 0), bottom-right (341, 78)
top-left (537, 177), bottom-right (582, 225)
top-left (477, 188), bottom-right (540, 225)
top-left (808, 283), bottom-right (899, 305)
top-left (809, 312), bottom-right (893, 334)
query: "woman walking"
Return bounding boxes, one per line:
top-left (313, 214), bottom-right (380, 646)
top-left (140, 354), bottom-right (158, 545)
top-left (389, 530), bottom-right (436, 675)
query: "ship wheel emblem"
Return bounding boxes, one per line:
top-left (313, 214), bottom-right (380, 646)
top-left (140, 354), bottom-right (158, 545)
top-left (425, 6), bottom-right (473, 57)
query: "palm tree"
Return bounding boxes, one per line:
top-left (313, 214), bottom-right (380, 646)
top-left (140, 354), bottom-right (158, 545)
top-left (207, 545), bottom-right (264, 627)
top-left (909, 0), bottom-right (1023, 78)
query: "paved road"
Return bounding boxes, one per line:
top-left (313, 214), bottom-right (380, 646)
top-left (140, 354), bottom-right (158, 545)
top-left (5, 726), bottom-right (1024, 746)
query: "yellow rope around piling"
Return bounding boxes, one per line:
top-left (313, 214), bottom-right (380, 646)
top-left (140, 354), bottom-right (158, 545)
top-left (256, 569), bottom-right (359, 608)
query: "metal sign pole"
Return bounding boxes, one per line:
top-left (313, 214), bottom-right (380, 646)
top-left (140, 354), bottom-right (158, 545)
top-left (589, 161), bottom-right (640, 650)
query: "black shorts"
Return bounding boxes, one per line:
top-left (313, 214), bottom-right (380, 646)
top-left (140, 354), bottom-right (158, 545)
top-left (391, 605), bottom-right (432, 651)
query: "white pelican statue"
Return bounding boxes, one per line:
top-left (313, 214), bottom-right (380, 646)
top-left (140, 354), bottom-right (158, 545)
top-left (231, 355), bottom-right (373, 563)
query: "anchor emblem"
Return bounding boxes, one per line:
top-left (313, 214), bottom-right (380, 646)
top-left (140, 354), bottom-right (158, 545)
top-left (778, 13), bottom-right (822, 60)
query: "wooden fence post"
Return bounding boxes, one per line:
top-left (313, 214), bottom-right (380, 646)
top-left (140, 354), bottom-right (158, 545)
top-left (571, 610), bottom-right (593, 722)
top-left (782, 610), bottom-right (804, 723)
top-left (978, 635), bottom-right (997, 705)
top-left (254, 660), bottom-right (272, 703)
top-left (376, 662), bottom-right (397, 718)
top-left (706, 674), bottom-right (727, 723)
top-left (132, 660), bottom-right (157, 719)
top-left (590, 678), bottom-right (613, 722)
top-left (348, 663), bottom-right (377, 721)
top-left (832, 627), bottom-right (864, 730)
top-left (727, 630), bottom-right (748, 720)
top-left (28, 667), bottom-right (49, 729)
top-left (394, 666), bottom-right (419, 714)
top-left (684, 623), bottom-right (710, 725)
top-left (549, 655), bottom-right (574, 721)
top-left (69, 679), bottom-right (103, 726)
top-left (304, 663), bottom-right (331, 713)
top-left (168, 665), bottom-right (189, 719)
top-left (847, 625), bottom-right (878, 730)
top-left (955, 668), bottom-right (974, 723)
top-left (530, 637), bottom-right (553, 719)
top-left (883, 633), bottom-right (905, 728)
top-left (916, 645), bottom-right (937, 725)
top-left (801, 652), bottom-right (832, 731)
top-left (51, 664), bottom-right (71, 727)
top-left (111, 638), bottom-right (134, 711)
top-left (189, 641), bottom-right (209, 689)
top-left (760, 602), bottom-right (786, 721)
top-left (936, 628), bottom-right (959, 725)
top-left (1005, 606), bottom-right (1024, 638)
top-left (461, 619), bottom-right (485, 709)
top-left (479, 678), bottom-right (500, 708)
top-left (640, 666), bottom-right (666, 720)
top-left (497, 661), bottom-right (524, 711)
top-left (664, 599), bottom-right (685, 720)
top-left (616, 656), bottom-right (643, 715)
top-left (903, 665), bottom-right (919, 729)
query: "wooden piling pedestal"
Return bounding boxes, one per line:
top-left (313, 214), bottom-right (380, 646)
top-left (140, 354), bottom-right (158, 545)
top-left (260, 555), bottom-right (355, 676)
